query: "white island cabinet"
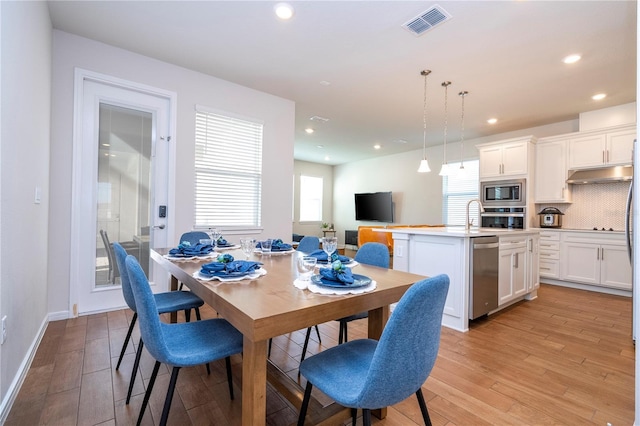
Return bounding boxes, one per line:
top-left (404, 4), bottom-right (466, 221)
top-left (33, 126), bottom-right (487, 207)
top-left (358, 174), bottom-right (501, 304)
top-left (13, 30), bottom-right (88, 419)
top-left (382, 227), bottom-right (540, 332)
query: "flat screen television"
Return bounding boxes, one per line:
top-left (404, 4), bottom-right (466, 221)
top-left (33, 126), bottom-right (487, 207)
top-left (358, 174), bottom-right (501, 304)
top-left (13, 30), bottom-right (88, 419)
top-left (354, 191), bottom-right (394, 223)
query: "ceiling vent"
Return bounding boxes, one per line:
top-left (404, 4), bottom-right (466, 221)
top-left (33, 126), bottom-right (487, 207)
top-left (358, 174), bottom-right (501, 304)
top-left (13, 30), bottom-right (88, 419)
top-left (402, 5), bottom-right (452, 36)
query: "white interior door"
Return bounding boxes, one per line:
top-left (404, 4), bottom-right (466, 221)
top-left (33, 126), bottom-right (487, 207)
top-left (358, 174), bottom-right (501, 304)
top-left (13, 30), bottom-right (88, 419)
top-left (72, 72), bottom-right (174, 315)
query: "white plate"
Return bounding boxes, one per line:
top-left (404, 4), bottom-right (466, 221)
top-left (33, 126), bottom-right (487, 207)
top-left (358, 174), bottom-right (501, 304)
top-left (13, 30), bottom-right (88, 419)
top-left (192, 267), bottom-right (267, 282)
top-left (215, 244), bottom-right (240, 251)
top-left (256, 249), bottom-right (295, 255)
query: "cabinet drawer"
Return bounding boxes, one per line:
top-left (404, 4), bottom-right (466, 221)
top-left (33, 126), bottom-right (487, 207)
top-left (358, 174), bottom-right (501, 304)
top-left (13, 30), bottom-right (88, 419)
top-left (539, 260), bottom-right (559, 278)
top-left (539, 241), bottom-right (560, 251)
top-left (539, 231), bottom-right (560, 241)
top-left (539, 250), bottom-right (559, 260)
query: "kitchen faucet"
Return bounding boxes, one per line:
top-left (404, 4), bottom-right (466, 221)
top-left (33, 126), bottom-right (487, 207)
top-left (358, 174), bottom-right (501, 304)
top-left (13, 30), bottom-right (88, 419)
top-left (466, 199), bottom-right (485, 230)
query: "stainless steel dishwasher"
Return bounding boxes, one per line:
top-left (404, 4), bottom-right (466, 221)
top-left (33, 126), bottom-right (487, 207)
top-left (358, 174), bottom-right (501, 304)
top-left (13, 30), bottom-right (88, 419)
top-left (469, 236), bottom-right (499, 320)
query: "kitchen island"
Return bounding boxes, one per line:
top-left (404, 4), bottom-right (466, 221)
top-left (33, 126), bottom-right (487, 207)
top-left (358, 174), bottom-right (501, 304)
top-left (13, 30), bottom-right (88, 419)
top-left (376, 227), bottom-right (540, 332)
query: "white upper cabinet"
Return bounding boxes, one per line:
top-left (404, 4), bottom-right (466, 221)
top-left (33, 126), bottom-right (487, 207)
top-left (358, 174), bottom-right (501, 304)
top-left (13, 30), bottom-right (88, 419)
top-left (568, 126), bottom-right (635, 169)
top-left (534, 138), bottom-right (571, 203)
top-left (478, 137), bottom-right (532, 180)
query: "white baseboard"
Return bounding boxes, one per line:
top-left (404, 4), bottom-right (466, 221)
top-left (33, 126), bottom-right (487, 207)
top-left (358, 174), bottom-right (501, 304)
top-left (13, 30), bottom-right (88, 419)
top-left (48, 310), bottom-right (70, 321)
top-left (0, 316), bottom-right (49, 424)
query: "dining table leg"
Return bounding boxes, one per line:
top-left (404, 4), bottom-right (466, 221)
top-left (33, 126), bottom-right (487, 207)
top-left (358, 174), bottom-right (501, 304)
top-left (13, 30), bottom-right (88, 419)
top-left (369, 305), bottom-right (390, 420)
top-left (242, 335), bottom-right (268, 426)
top-left (169, 275), bottom-right (179, 323)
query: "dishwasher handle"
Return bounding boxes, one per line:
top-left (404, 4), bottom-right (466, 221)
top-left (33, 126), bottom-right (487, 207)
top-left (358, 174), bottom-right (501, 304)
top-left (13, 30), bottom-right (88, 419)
top-left (473, 242), bottom-right (499, 249)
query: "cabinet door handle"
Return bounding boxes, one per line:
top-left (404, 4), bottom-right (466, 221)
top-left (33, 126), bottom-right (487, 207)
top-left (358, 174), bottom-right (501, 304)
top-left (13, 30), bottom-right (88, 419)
top-left (596, 247), bottom-right (600, 260)
top-left (602, 150), bottom-right (605, 164)
top-left (607, 150), bottom-right (610, 163)
top-left (601, 248), bottom-right (604, 260)
top-left (514, 253), bottom-right (519, 268)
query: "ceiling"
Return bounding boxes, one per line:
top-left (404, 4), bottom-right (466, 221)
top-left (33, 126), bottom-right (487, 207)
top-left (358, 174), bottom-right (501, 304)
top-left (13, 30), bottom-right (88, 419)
top-left (47, 1), bottom-right (637, 165)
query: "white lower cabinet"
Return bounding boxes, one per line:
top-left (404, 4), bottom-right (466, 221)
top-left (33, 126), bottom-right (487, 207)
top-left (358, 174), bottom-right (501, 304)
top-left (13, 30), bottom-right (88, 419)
top-left (498, 236), bottom-right (528, 305)
top-left (538, 230), bottom-right (560, 279)
top-left (560, 232), bottom-right (631, 291)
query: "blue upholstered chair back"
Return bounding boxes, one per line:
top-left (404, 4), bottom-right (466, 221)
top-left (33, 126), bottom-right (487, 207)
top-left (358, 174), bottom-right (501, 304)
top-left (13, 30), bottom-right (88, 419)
top-left (179, 231), bottom-right (209, 245)
top-left (125, 255), bottom-right (171, 364)
top-left (357, 274), bottom-right (449, 408)
top-left (354, 242), bottom-right (390, 268)
top-left (113, 242), bottom-right (136, 312)
top-left (297, 236), bottom-right (320, 253)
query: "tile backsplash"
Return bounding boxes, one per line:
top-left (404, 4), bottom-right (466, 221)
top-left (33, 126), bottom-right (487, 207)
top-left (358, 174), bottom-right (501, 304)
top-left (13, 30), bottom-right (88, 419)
top-left (536, 181), bottom-right (631, 231)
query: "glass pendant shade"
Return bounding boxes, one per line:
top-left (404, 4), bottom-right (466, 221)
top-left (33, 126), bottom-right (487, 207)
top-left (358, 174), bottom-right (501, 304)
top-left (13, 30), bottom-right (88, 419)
top-left (439, 163), bottom-right (450, 176)
top-left (418, 159), bottom-right (431, 173)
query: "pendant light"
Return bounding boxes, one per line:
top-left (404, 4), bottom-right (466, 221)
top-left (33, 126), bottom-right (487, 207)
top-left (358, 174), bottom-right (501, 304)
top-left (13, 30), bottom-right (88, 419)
top-left (417, 70), bottom-right (432, 173)
top-left (457, 91), bottom-right (469, 177)
top-left (439, 81), bottom-right (452, 176)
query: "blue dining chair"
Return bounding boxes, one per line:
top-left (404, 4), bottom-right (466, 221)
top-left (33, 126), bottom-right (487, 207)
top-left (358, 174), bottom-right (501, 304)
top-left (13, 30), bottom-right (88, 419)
top-left (179, 230), bottom-right (209, 245)
top-left (297, 274), bottom-right (450, 426)
top-left (125, 255), bottom-right (244, 426)
top-left (112, 242), bottom-right (207, 404)
top-left (300, 242), bottom-right (390, 362)
top-left (296, 236), bottom-right (320, 253)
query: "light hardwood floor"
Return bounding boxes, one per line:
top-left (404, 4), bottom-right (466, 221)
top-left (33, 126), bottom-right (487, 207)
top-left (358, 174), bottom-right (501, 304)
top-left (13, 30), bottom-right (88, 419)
top-left (6, 284), bottom-right (634, 425)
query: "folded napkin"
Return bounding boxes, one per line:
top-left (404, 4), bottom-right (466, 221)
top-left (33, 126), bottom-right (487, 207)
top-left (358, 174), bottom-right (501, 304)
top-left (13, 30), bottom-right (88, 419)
top-left (319, 260), bottom-right (354, 284)
top-left (256, 239), bottom-right (292, 251)
top-left (308, 249), bottom-right (350, 263)
top-left (200, 259), bottom-right (263, 277)
top-left (216, 236), bottom-right (232, 247)
top-left (170, 242), bottom-right (214, 257)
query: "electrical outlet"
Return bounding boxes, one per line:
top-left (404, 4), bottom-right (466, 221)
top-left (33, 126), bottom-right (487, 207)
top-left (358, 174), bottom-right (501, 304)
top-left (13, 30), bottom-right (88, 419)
top-left (1, 316), bottom-right (6, 345)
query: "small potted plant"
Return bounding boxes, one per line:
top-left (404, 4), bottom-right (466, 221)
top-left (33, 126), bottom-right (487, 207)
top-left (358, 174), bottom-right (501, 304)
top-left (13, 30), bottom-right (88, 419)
top-left (321, 222), bottom-right (330, 230)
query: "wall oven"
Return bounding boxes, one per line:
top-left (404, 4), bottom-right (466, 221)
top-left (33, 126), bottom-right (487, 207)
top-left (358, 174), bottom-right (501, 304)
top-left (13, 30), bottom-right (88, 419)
top-left (481, 179), bottom-right (525, 207)
top-left (481, 207), bottom-right (526, 229)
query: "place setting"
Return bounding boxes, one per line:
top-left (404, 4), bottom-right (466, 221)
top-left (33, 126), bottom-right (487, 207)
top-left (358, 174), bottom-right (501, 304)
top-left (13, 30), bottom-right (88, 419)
top-left (192, 253), bottom-right (266, 283)
top-left (163, 240), bottom-right (217, 261)
top-left (306, 236), bottom-right (358, 267)
top-left (294, 255), bottom-right (375, 295)
top-left (255, 238), bottom-right (295, 255)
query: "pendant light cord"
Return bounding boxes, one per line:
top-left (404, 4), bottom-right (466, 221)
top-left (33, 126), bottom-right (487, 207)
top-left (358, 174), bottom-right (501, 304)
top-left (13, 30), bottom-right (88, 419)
top-left (421, 70), bottom-right (431, 159)
top-left (459, 91), bottom-right (468, 169)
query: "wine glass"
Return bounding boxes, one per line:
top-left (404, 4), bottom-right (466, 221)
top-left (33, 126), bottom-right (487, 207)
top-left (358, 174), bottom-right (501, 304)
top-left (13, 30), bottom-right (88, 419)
top-left (322, 236), bottom-right (338, 261)
top-left (209, 228), bottom-right (221, 247)
top-left (240, 238), bottom-right (255, 259)
top-left (297, 256), bottom-right (317, 281)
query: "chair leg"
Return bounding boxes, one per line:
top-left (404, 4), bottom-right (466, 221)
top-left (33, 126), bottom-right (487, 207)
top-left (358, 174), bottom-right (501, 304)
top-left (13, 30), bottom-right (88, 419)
top-left (416, 388), bottom-right (433, 426)
top-left (351, 408), bottom-right (357, 426)
top-left (301, 327), bottom-right (312, 363)
top-left (268, 338), bottom-right (272, 357)
top-left (178, 282), bottom-right (184, 291)
top-left (314, 325), bottom-right (322, 343)
top-left (343, 321), bottom-right (348, 343)
top-left (160, 366), bottom-right (181, 426)
top-left (116, 313), bottom-right (137, 370)
top-left (195, 307), bottom-right (201, 321)
top-left (362, 408), bottom-right (371, 426)
top-left (225, 356), bottom-right (234, 400)
top-left (137, 360), bottom-right (161, 426)
top-left (297, 381), bottom-right (313, 426)
top-left (126, 338), bottom-right (144, 404)
top-left (185, 309), bottom-right (191, 322)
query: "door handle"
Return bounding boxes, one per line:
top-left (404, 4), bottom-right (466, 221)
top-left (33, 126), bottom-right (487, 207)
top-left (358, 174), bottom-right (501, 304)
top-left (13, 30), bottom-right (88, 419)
top-left (152, 224), bottom-right (166, 230)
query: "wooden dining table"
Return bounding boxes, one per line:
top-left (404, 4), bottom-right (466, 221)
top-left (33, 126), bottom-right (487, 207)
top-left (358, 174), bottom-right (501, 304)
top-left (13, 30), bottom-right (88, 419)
top-left (150, 247), bottom-right (428, 426)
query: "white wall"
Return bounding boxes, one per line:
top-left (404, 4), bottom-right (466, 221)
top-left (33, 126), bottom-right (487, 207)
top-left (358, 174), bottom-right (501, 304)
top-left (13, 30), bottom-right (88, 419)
top-left (293, 160), bottom-right (333, 238)
top-left (332, 120), bottom-right (578, 240)
top-left (49, 31), bottom-right (295, 314)
top-left (0, 0), bottom-right (51, 413)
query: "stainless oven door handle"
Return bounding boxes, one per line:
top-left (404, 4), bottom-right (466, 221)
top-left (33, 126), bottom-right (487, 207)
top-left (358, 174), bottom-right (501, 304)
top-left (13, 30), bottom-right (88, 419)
top-left (480, 213), bottom-right (525, 217)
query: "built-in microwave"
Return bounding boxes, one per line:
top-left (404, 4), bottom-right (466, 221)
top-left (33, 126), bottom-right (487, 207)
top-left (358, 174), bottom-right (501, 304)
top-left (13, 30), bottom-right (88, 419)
top-left (480, 179), bottom-right (526, 207)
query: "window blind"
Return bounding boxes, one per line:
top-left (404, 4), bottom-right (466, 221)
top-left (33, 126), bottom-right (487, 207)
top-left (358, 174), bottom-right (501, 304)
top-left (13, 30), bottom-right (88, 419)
top-left (442, 160), bottom-right (480, 226)
top-left (194, 109), bottom-right (263, 228)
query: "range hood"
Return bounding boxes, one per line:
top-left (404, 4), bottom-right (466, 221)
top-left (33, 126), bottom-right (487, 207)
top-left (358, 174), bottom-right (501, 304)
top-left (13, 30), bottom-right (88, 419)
top-left (566, 165), bottom-right (633, 184)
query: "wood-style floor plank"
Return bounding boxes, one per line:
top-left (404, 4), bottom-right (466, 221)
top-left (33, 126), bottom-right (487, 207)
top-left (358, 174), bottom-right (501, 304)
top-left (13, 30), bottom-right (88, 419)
top-left (6, 284), bottom-right (635, 425)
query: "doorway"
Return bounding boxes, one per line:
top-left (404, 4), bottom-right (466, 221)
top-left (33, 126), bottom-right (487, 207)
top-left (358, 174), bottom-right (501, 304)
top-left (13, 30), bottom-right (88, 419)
top-left (71, 70), bottom-right (175, 315)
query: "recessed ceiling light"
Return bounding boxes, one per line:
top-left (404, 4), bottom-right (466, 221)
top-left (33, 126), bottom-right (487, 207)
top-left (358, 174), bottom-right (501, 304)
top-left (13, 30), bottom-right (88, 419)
top-left (563, 54), bottom-right (582, 64)
top-left (305, 128), bottom-right (314, 134)
top-left (324, 156), bottom-right (330, 161)
top-left (393, 139), bottom-right (408, 144)
top-left (316, 145), bottom-right (324, 149)
top-left (319, 81), bottom-right (331, 86)
top-left (592, 93), bottom-right (606, 100)
top-left (102, 143), bottom-right (110, 147)
top-left (374, 144), bottom-right (381, 150)
top-left (274, 3), bottom-right (294, 20)
top-left (487, 118), bottom-right (498, 125)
